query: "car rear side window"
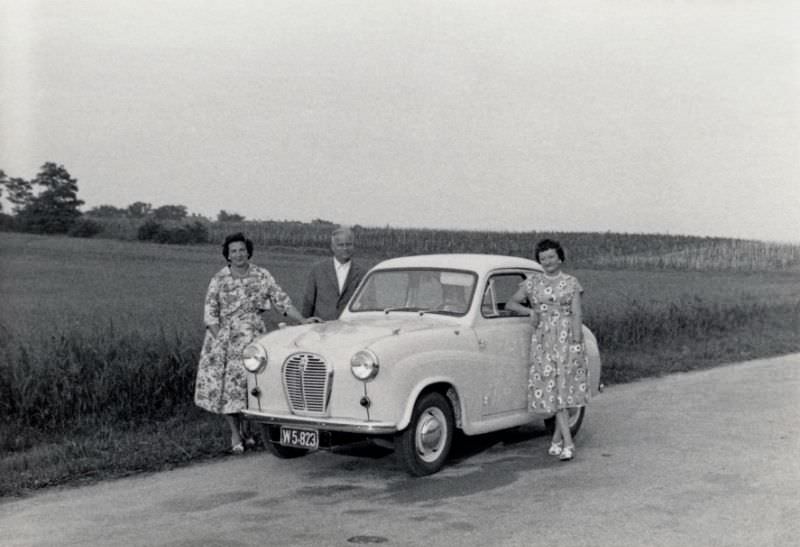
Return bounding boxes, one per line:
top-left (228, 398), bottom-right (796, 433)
top-left (481, 272), bottom-right (530, 318)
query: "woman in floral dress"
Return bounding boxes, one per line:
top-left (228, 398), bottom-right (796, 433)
top-left (195, 232), bottom-right (317, 453)
top-left (506, 239), bottom-right (589, 461)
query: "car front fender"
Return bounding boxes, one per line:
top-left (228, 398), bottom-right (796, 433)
top-left (393, 375), bottom-right (463, 432)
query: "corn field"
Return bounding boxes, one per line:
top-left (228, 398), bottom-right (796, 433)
top-left (89, 217), bottom-right (800, 272)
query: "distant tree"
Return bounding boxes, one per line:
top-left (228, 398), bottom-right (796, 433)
top-left (17, 163), bottom-right (84, 233)
top-left (1, 170), bottom-right (24, 229)
top-left (126, 201), bottom-right (152, 218)
top-left (137, 219), bottom-right (163, 241)
top-left (153, 204), bottom-right (188, 221)
top-left (3, 176), bottom-right (34, 213)
top-left (68, 218), bottom-right (104, 238)
top-left (185, 221), bottom-right (209, 243)
top-left (311, 218), bottom-right (335, 226)
top-left (217, 209), bottom-right (245, 222)
top-left (137, 219), bottom-right (209, 245)
top-left (188, 212), bottom-right (211, 222)
top-left (86, 204), bottom-right (126, 217)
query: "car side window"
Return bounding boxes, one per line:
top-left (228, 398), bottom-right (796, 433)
top-left (482, 272), bottom-right (529, 318)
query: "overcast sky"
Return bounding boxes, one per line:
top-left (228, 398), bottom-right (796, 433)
top-left (1, 0), bottom-right (798, 242)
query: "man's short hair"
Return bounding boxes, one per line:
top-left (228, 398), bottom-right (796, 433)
top-left (331, 225), bottom-right (353, 240)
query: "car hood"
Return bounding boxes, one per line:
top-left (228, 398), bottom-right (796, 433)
top-left (258, 315), bottom-right (461, 353)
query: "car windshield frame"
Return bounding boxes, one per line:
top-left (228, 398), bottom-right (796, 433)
top-left (347, 267), bottom-right (478, 317)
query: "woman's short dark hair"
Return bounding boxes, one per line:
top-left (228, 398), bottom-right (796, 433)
top-left (222, 232), bottom-right (254, 261)
top-left (534, 238), bottom-right (565, 262)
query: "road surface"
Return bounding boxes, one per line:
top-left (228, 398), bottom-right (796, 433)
top-left (2, 353), bottom-right (798, 546)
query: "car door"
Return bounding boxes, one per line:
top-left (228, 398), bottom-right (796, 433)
top-left (473, 270), bottom-right (534, 417)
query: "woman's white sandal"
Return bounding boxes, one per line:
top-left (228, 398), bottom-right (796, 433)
top-left (559, 446), bottom-right (574, 461)
top-left (548, 441), bottom-right (563, 456)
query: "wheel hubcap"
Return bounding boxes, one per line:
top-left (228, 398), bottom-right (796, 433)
top-left (415, 408), bottom-right (447, 463)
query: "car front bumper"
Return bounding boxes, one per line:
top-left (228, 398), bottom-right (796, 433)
top-left (241, 409), bottom-right (398, 435)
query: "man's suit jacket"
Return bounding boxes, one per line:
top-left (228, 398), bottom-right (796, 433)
top-left (302, 258), bottom-right (366, 321)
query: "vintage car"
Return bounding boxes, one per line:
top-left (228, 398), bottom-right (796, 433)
top-left (241, 254), bottom-right (602, 476)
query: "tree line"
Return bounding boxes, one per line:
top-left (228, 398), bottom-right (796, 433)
top-left (0, 163), bottom-right (247, 241)
top-left (85, 203), bottom-right (244, 222)
top-left (0, 163), bottom-right (84, 234)
top-left (3, 163), bottom-right (798, 271)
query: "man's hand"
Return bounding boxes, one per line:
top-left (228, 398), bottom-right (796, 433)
top-left (302, 316), bottom-right (323, 324)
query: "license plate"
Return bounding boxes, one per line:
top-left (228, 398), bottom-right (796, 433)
top-left (279, 427), bottom-right (319, 449)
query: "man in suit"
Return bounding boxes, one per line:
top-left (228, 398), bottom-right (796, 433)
top-left (302, 225), bottom-right (366, 321)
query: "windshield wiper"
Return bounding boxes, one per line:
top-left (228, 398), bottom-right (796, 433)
top-left (383, 306), bottom-right (429, 314)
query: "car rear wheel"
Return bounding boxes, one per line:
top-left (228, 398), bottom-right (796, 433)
top-left (262, 425), bottom-right (309, 459)
top-left (544, 406), bottom-right (586, 437)
top-left (396, 392), bottom-right (454, 476)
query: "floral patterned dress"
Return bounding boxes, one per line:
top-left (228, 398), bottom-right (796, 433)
top-left (523, 272), bottom-right (589, 412)
top-left (194, 265), bottom-right (293, 414)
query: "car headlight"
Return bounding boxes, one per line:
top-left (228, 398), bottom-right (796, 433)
top-left (242, 344), bottom-right (268, 373)
top-left (350, 349), bottom-right (380, 382)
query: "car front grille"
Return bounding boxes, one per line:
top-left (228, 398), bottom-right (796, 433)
top-left (282, 352), bottom-right (332, 415)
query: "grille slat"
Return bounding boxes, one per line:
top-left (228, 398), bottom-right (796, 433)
top-left (283, 352), bottom-right (332, 415)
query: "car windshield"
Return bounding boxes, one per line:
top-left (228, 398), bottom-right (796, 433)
top-left (349, 268), bottom-right (477, 316)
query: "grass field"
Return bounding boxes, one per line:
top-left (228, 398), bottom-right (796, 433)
top-left (1, 232), bottom-right (798, 497)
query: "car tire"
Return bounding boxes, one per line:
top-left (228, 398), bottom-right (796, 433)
top-left (544, 406), bottom-right (586, 437)
top-left (262, 425), bottom-right (309, 459)
top-left (396, 392), bottom-right (454, 477)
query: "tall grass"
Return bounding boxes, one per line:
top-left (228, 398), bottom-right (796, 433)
top-left (0, 322), bottom-right (201, 434)
top-left (588, 298), bottom-right (800, 352)
top-left (1, 297), bottom-right (797, 439)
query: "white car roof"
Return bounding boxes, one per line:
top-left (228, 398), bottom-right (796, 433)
top-left (371, 253), bottom-right (542, 275)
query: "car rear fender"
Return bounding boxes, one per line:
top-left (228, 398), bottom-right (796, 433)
top-left (583, 326), bottom-right (602, 396)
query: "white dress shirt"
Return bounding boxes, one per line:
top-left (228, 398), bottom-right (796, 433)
top-left (334, 258), bottom-right (351, 294)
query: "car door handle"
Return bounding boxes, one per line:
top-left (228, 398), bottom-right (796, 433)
top-left (478, 339), bottom-right (487, 349)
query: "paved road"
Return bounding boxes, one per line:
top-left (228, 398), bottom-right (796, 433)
top-left (2, 354), bottom-right (798, 547)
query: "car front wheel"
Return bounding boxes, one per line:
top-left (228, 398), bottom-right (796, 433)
top-left (544, 406), bottom-right (586, 437)
top-left (262, 425), bottom-right (309, 459)
top-left (396, 392), bottom-right (454, 476)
